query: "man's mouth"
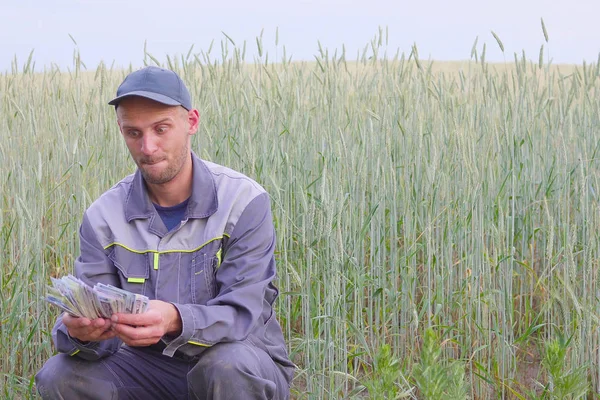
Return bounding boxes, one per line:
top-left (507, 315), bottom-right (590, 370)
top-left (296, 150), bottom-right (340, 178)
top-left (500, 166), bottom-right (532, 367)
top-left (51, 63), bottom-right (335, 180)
top-left (141, 159), bottom-right (164, 165)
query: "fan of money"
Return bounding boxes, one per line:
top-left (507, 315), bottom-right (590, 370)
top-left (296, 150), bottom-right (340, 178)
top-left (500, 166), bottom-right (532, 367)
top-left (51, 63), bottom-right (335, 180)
top-left (45, 275), bottom-right (149, 319)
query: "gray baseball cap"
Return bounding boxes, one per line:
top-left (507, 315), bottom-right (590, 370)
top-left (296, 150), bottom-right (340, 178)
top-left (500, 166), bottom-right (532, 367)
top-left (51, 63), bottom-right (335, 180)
top-left (108, 66), bottom-right (192, 110)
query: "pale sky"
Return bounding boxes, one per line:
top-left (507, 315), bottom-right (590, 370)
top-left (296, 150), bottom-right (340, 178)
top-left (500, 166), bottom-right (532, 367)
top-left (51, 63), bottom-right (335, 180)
top-left (1, 0), bottom-right (599, 72)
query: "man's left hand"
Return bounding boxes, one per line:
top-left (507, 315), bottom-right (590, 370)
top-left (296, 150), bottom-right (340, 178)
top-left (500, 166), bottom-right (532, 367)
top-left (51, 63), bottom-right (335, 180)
top-left (110, 300), bottom-right (182, 347)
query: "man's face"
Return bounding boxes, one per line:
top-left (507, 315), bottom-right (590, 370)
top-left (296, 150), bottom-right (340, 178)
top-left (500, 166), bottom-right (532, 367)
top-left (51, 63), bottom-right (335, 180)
top-left (116, 97), bottom-right (198, 185)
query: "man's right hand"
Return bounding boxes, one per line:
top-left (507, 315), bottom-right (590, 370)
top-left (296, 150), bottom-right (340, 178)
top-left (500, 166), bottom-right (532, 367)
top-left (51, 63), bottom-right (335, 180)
top-left (63, 313), bottom-right (116, 342)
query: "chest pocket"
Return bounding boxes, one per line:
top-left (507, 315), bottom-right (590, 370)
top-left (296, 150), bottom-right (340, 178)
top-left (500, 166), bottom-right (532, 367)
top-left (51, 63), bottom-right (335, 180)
top-left (190, 239), bottom-right (223, 305)
top-left (191, 254), bottom-right (218, 304)
top-left (107, 245), bottom-right (151, 296)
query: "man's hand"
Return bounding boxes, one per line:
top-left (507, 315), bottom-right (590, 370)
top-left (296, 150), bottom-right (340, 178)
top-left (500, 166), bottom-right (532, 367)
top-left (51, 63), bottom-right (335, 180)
top-left (63, 313), bottom-right (115, 342)
top-left (110, 300), bottom-right (182, 347)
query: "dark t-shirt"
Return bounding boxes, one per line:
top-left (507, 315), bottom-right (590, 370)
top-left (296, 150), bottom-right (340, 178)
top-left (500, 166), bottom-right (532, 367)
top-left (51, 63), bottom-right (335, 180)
top-left (154, 198), bottom-right (190, 231)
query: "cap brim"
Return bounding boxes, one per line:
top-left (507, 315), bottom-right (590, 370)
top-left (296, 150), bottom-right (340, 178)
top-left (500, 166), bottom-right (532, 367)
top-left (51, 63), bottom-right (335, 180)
top-left (108, 91), bottom-right (182, 107)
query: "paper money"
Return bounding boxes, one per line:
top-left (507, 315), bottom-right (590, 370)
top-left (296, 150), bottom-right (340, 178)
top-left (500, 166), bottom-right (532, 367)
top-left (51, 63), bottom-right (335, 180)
top-left (44, 274), bottom-right (149, 319)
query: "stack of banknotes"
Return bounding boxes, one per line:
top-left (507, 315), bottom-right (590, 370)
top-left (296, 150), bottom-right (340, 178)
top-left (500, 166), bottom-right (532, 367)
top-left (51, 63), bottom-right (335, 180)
top-left (45, 274), bottom-right (149, 319)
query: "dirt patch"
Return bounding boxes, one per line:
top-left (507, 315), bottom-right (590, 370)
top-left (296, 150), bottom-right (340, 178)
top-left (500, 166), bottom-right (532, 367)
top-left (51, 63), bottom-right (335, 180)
top-left (514, 343), bottom-right (544, 396)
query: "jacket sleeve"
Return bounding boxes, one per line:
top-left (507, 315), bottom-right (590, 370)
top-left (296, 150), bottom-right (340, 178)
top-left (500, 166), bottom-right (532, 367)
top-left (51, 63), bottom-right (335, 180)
top-left (51, 212), bottom-right (123, 360)
top-left (162, 192), bottom-right (277, 357)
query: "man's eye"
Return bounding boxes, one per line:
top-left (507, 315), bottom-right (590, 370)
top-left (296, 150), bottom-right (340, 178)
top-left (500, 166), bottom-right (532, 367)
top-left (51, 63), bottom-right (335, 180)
top-left (157, 126), bottom-right (168, 134)
top-left (128, 130), bottom-right (140, 138)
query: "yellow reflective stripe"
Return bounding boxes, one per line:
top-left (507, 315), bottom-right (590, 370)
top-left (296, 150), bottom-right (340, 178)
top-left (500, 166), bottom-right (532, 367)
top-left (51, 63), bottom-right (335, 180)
top-left (104, 235), bottom-right (230, 272)
top-left (215, 248), bottom-right (222, 269)
top-left (187, 340), bottom-right (211, 347)
top-left (103, 243), bottom-right (155, 253)
top-left (104, 235), bottom-right (228, 254)
top-left (70, 349), bottom-right (80, 356)
top-left (159, 236), bottom-right (227, 254)
top-left (127, 277), bottom-right (145, 283)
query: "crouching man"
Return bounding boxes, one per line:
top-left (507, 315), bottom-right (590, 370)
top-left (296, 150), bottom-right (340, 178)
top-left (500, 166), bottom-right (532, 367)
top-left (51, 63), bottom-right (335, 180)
top-left (35, 66), bottom-right (295, 399)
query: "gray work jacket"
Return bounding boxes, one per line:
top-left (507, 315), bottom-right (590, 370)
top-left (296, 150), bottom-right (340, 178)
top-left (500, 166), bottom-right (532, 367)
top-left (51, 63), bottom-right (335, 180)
top-left (51, 152), bottom-right (294, 381)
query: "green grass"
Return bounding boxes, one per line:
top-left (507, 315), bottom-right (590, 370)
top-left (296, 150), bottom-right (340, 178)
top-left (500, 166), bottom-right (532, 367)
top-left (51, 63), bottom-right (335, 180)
top-left (2, 35), bottom-right (600, 399)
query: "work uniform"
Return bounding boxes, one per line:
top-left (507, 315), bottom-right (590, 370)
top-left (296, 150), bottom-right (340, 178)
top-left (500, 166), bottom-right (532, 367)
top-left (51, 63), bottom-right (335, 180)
top-left (36, 152), bottom-right (295, 399)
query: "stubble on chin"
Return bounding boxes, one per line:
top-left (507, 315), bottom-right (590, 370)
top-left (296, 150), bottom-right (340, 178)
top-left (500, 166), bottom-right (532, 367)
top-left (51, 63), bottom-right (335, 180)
top-left (137, 146), bottom-right (190, 185)
top-left (139, 163), bottom-right (174, 185)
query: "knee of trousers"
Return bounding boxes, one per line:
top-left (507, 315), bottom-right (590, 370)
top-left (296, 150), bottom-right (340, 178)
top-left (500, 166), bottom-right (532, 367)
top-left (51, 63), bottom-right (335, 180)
top-left (189, 341), bottom-right (264, 383)
top-left (35, 354), bottom-right (116, 399)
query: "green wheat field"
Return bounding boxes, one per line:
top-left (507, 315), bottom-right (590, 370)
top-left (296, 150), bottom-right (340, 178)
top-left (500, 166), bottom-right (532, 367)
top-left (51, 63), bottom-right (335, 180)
top-left (2, 32), bottom-right (600, 398)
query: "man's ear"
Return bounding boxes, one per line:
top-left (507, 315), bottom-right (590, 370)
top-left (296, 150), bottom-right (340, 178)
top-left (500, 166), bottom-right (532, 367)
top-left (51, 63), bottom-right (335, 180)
top-left (188, 109), bottom-right (200, 136)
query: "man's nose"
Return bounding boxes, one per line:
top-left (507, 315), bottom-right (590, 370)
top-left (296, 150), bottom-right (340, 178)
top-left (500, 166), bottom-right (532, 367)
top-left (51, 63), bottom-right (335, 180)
top-left (141, 133), bottom-right (158, 155)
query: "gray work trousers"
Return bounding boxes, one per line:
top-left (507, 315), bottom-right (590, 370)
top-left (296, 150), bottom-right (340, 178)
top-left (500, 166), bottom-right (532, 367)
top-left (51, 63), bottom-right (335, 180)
top-left (35, 341), bottom-right (292, 400)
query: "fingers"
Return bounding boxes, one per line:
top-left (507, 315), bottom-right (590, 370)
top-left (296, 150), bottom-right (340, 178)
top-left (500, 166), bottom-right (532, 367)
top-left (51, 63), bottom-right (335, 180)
top-left (62, 312), bottom-right (165, 346)
top-left (63, 313), bottom-right (92, 329)
top-left (84, 323), bottom-right (114, 341)
top-left (95, 329), bottom-right (118, 341)
top-left (63, 313), bottom-right (113, 342)
top-left (111, 323), bottom-right (163, 346)
top-left (111, 309), bottom-right (162, 327)
top-left (109, 302), bottom-right (177, 347)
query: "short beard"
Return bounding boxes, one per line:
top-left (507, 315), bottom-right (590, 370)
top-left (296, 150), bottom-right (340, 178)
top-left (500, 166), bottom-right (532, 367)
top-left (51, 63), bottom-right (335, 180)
top-left (138, 143), bottom-right (190, 185)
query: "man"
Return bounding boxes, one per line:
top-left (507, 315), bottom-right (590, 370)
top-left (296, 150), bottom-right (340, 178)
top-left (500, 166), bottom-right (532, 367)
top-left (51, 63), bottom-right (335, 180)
top-left (35, 66), bottom-right (295, 399)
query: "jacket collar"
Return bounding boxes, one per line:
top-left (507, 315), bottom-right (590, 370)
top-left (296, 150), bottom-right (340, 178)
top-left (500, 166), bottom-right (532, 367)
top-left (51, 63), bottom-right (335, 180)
top-left (124, 152), bottom-right (218, 225)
